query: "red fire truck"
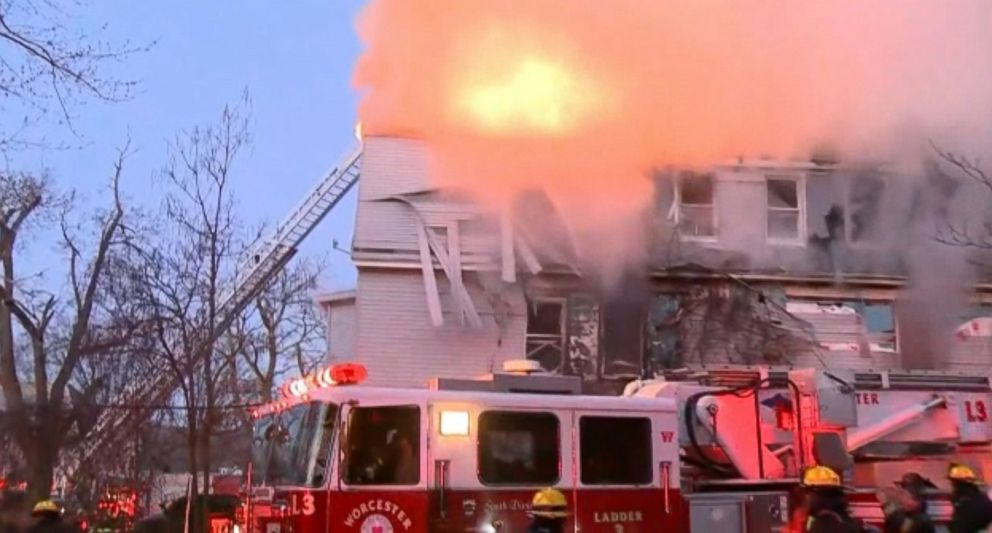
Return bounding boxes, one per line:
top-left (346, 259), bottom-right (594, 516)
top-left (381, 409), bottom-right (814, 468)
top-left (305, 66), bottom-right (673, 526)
top-left (246, 363), bottom-right (683, 532)
top-left (245, 362), bottom-right (992, 532)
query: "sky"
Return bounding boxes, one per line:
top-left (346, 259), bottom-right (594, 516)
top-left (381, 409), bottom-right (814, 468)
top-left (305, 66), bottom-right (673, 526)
top-left (9, 0), bottom-right (367, 291)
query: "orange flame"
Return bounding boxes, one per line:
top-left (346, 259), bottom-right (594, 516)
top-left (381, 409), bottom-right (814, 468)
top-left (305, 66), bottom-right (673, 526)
top-left (353, 0), bottom-right (992, 282)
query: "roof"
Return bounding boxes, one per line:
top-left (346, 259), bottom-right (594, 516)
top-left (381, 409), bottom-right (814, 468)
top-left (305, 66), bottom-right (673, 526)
top-left (313, 289), bottom-right (356, 306)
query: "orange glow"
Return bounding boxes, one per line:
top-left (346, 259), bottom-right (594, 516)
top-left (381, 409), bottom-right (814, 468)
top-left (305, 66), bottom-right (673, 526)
top-left (354, 0), bottom-right (992, 284)
top-left (455, 57), bottom-right (604, 136)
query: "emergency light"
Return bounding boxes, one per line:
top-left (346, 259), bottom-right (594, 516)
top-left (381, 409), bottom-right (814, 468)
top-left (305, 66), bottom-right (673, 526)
top-left (280, 362), bottom-right (368, 400)
top-left (251, 363), bottom-right (368, 418)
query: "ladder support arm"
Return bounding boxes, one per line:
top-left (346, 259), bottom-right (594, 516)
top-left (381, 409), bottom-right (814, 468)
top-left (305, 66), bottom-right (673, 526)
top-left (846, 395), bottom-right (946, 451)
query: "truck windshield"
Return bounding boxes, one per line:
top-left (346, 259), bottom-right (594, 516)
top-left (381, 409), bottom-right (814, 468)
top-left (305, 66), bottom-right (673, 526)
top-left (251, 402), bottom-right (338, 486)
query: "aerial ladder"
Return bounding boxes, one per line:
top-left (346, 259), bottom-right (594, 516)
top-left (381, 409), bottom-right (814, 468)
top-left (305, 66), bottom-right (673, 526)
top-left (69, 143), bottom-right (363, 475)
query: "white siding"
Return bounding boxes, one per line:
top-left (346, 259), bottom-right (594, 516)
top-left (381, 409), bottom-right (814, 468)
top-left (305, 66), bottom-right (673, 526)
top-left (354, 137), bottom-right (503, 267)
top-left (948, 335), bottom-right (992, 371)
top-left (359, 137), bottom-right (434, 199)
top-left (354, 270), bottom-right (527, 387)
top-left (325, 301), bottom-right (356, 362)
top-left (787, 304), bottom-right (900, 369)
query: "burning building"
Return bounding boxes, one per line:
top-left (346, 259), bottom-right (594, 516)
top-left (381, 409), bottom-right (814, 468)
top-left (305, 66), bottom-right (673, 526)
top-left (317, 0), bottom-right (992, 387)
top-left (318, 135), bottom-right (992, 388)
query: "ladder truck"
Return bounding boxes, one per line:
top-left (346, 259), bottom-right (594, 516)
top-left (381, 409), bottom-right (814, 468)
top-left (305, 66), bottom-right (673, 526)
top-left (67, 143), bottom-right (363, 479)
top-left (243, 361), bottom-right (992, 532)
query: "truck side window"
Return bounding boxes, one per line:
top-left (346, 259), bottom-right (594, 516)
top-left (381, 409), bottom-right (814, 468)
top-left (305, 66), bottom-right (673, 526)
top-left (478, 411), bottom-right (560, 485)
top-left (580, 416), bottom-right (652, 485)
top-left (344, 405), bottom-right (420, 485)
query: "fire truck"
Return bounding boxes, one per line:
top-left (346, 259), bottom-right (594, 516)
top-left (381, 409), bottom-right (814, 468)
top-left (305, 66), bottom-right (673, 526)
top-left (244, 361), bottom-right (992, 532)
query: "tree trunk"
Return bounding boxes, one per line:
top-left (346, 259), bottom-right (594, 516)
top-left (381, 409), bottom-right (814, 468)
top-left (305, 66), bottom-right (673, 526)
top-left (25, 439), bottom-right (56, 505)
top-left (186, 407), bottom-right (202, 533)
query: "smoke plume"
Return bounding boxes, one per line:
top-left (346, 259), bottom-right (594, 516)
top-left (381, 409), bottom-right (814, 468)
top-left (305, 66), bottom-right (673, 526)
top-left (353, 1), bottom-right (992, 296)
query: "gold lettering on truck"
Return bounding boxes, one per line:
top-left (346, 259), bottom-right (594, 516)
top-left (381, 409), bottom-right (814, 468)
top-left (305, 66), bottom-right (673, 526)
top-left (343, 500), bottom-right (413, 530)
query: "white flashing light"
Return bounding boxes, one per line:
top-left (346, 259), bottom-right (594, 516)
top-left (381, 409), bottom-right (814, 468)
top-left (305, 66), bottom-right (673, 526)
top-left (279, 363), bottom-right (368, 400)
top-left (252, 363), bottom-right (368, 418)
top-left (440, 410), bottom-right (470, 436)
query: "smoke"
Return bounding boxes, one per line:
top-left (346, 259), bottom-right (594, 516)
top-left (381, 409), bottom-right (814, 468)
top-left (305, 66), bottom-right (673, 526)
top-left (355, 1), bottom-right (992, 275)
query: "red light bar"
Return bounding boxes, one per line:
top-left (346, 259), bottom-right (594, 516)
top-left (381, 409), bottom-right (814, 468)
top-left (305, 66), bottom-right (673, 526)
top-left (278, 363), bottom-right (367, 400)
top-left (331, 363), bottom-right (368, 385)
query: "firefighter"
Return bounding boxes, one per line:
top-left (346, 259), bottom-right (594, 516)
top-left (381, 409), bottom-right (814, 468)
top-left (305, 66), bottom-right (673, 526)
top-left (792, 465), bottom-right (863, 533)
top-left (947, 463), bottom-right (992, 533)
top-left (881, 472), bottom-right (936, 533)
top-left (28, 500), bottom-right (71, 533)
top-left (527, 488), bottom-right (569, 533)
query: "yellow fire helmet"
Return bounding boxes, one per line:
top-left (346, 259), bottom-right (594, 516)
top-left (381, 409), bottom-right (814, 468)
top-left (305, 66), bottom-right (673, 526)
top-left (948, 463), bottom-right (980, 483)
top-left (32, 500), bottom-right (61, 516)
top-left (801, 465), bottom-right (842, 488)
top-left (530, 488), bottom-right (570, 518)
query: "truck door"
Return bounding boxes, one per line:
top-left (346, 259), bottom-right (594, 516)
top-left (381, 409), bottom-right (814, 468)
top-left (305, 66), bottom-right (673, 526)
top-left (331, 399), bottom-right (429, 533)
top-left (429, 402), bottom-right (571, 532)
top-left (572, 409), bottom-right (684, 532)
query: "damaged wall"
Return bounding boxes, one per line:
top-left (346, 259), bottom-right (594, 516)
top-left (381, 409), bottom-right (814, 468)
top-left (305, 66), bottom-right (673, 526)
top-left (347, 136), bottom-right (992, 385)
top-left (651, 163), bottom-right (987, 278)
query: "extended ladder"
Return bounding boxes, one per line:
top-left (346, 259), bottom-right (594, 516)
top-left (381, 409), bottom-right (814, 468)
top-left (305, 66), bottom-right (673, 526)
top-left (71, 143), bottom-right (363, 472)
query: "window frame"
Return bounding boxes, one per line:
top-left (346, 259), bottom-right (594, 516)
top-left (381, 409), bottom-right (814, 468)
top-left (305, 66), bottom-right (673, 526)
top-left (842, 173), bottom-right (886, 246)
top-left (765, 173), bottom-right (807, 245)
top-left (674, 171), bottom-right (718, 242)
top-left (341, 404), bottom-right (423, 487)
top-left (578, 415), bottom-right (654, 487)
top-left (476, 410), bottom-right (562, 487)
top-left (524, 297), bottom-right (567, 372)
top-left (787, 297), bottom-right (898, 353)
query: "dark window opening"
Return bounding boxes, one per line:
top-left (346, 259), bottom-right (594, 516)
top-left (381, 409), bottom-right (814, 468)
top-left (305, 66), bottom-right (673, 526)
top-left (602, 299), bottom-right (645, 377)
top-left (677, 172), bottom-right (716, 238)
top-left (526, 300), bottom-right (566, 372)
top-left (580, 417), bottom-right (652, 485)
top-left (478, 411), bottom-right (560, 485)
top-left (344, 405), bottom-right (420, 485)
top-left (679, 172), bottom-right (714, 204)
top-left (847, 175), bottom-right (884, 243)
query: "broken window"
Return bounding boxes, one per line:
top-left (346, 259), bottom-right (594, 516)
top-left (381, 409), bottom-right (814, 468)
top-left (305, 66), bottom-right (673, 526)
top-left (845, 174), bottom-right (885, 243)
top-left (955, 304), bottom-right (992, 339)
top-left (676, 172), bottom-right (716, 239)
top-left (860, 302), bottom-right (896, 351)
top-left (788, 299), bottom-right (896, 352)
top-left (526, 299), bottom-right (566, 372)
top-left (602, 299), bottom-right (645, 377)
top-left (767, 176), bottom-right (804, 242)
top-left (566, 295), bottom-right (600, 378)
top-left (427, 225), bottom-right (449, 250)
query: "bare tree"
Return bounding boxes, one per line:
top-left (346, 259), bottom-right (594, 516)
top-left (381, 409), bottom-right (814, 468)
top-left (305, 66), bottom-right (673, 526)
top-left (0, 148), bottom-right (136, 503)
top-left (234, 258), bottom-right (326, 402)
top-left (931, 145), bottom-right (992, 251)
top-left (129, 99), bottom-right (249, 529)
top-left (0, 0), bottom-right (144, 145)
